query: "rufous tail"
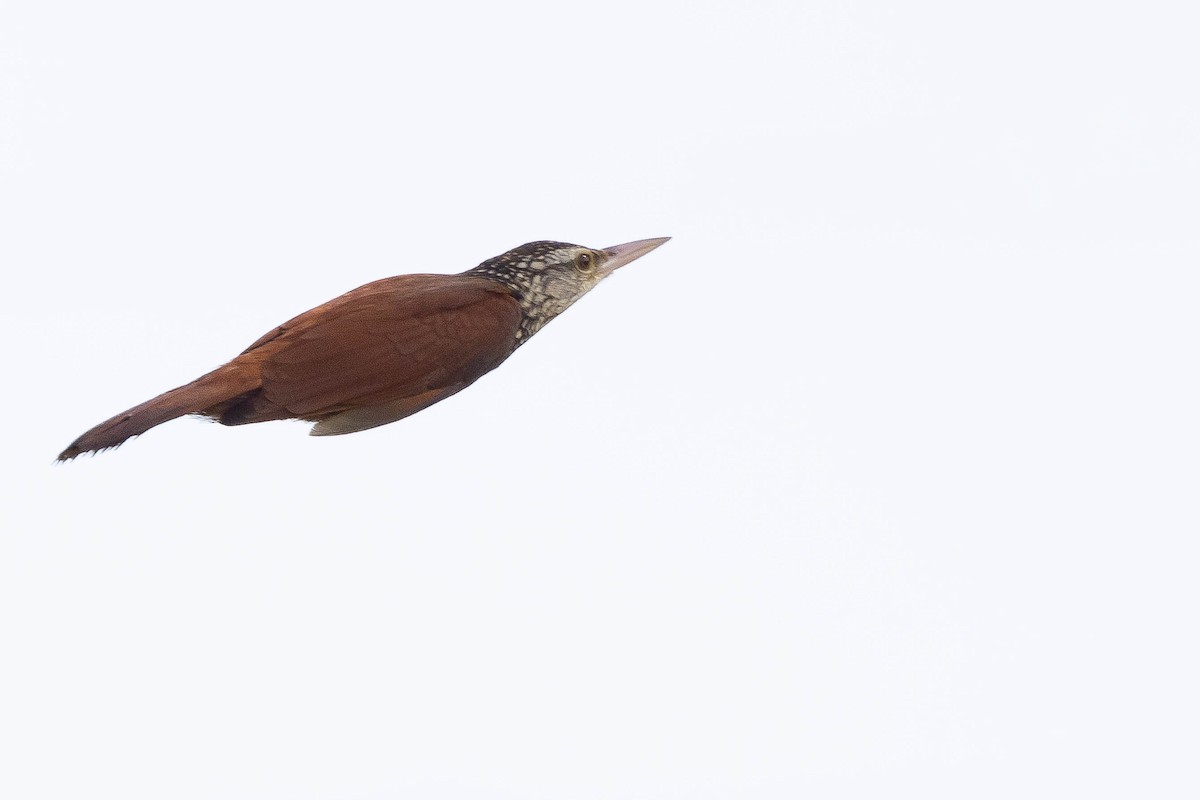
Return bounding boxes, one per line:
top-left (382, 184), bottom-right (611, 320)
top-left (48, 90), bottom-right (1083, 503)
top-left (56, 364), bottom-right (259, 461)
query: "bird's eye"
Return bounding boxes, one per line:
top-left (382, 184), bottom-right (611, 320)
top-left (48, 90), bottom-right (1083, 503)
top-left (575, 252), bottom-right (594, 272)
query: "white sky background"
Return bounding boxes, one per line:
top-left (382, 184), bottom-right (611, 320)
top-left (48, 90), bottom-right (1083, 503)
top-left (1, 1), bottom-right (1197, 797)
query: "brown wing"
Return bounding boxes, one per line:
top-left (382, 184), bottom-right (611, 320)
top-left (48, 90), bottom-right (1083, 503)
top-left (217, 274), bottom-right (522, 432)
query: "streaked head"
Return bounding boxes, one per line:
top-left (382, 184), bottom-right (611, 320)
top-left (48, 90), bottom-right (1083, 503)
top-left (468, 237), bottom-right (670, 339)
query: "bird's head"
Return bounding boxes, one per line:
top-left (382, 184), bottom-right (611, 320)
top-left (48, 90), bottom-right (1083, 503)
top-left (467, 237), bottom-right (670, 341)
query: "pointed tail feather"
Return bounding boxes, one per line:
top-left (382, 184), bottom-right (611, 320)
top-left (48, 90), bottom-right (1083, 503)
top-left (56, 364), bottom-right (260, 461)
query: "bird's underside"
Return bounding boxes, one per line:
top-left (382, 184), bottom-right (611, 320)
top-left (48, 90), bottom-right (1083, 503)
top-left (58, 275), bottom-right (523, 460)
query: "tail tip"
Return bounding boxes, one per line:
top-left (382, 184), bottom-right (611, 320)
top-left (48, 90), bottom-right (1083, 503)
top-left (56, 440), bottom-right (88, 462)
top-left (56, 438), bottom-right (128, 463)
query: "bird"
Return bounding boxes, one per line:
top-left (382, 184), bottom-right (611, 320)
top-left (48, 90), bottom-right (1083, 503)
top-left (57, 237), bottom-right (670, 460)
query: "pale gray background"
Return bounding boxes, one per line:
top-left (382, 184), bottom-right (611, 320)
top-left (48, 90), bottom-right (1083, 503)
top-left (2, 1), bottom-right (1197, 798)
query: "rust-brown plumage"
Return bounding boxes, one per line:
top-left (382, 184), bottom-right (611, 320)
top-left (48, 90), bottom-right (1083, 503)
top-left (57, 237), bottom-right (669, 460)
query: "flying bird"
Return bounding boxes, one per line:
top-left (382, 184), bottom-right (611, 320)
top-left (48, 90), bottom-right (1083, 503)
top-left (57, 237), bottom-right (669, 460)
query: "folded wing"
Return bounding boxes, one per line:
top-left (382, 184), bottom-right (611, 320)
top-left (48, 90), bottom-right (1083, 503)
top-left (216, 274), bottom-right (524, 434)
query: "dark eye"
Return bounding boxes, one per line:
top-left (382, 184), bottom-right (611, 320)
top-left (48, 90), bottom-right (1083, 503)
top-left (576, 252), bottom-right (593, 271)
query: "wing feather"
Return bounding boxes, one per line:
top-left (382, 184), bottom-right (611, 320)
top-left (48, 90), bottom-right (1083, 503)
top-left (219, 274), bottom-right (522, 426)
